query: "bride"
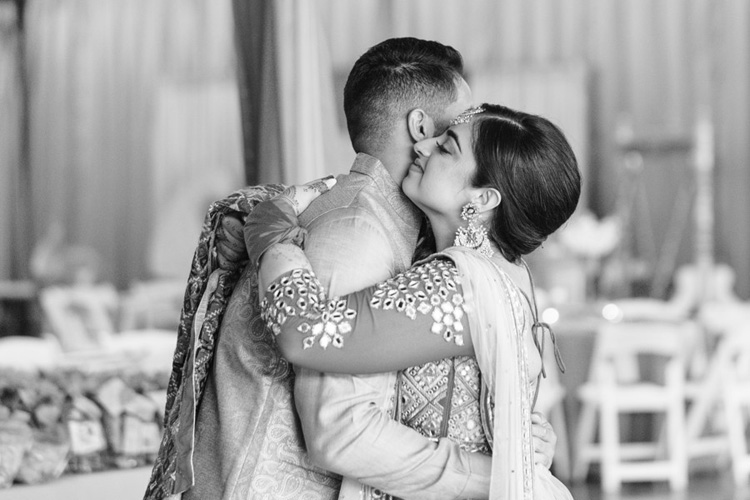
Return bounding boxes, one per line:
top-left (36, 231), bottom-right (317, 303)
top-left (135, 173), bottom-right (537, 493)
top-left (246, 104), bottom-right (581, 499)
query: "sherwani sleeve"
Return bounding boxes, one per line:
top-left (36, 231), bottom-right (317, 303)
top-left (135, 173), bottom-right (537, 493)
top-left (293, 210), bottom-right (490, 500)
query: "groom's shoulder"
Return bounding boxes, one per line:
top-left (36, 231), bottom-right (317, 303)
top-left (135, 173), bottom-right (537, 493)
top-left (299, 170), bottom-right (383, 225)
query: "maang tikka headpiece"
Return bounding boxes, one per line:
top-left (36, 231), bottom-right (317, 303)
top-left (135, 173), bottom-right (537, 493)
top-left (454, 202), bottom-right (494, 258)
top-left (450, 106), bottom-right (485, 126)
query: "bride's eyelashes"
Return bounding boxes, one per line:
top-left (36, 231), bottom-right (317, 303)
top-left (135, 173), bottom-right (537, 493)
top-left (436, 141), bottom-right (449, 154)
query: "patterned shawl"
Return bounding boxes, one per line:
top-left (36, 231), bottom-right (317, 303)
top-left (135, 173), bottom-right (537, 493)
top-left (144, 184), bottom-right (285, 499)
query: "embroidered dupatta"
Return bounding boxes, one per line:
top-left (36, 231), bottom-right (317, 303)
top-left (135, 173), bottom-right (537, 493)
top-left (444, 247), bottom-right (573, 500)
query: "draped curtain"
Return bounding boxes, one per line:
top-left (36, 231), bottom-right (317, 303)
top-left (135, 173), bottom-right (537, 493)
top-left (0, 2), bottom-right (24, 280)
top-left (233, 0), bottom-right (352, 186)
top-left (24, 0), bottom-right (243, 287)
top-left (231, 0), bottom-right (281, 185)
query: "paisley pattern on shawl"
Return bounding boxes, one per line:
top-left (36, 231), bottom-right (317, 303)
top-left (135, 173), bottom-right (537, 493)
top-left (145, 184), bottom-right (286, 499)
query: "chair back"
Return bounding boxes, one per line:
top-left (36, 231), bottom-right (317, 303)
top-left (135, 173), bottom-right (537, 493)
top-left (39, 284), bottom-right (120, 351)
top-left (591, 321), bottom-right (698, 387)
top-left (672, 263), bottom-right (738, 309)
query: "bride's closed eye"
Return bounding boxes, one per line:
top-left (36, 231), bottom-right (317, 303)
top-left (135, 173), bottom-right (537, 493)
top-left (436, 140), bottom-right (450, 154)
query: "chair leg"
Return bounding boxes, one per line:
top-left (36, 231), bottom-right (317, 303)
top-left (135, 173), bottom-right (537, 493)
top-left (725, 385), bottom-right (750, 486)
top-left (572, 401), bottom-right (598, 482)
top-left (600, 401), bottom-right (621, 494)
top-left (668, 396), bottom-right (688, 490)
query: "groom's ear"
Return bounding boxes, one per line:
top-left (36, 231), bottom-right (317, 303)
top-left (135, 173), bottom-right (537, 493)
top-left (407, 108), bottom-right (435, 142)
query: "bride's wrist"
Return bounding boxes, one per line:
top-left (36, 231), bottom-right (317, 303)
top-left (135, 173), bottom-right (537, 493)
top-left (244, 199), bottom-right (306, 268)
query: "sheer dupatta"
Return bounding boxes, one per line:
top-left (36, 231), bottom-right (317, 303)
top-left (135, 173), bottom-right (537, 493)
top-left (445, 247), bottom-right (573, 500)
top-left (445, 246), bottom-right (534, 499)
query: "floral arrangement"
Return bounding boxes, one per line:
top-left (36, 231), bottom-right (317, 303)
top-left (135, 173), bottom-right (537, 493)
top-left (555, 211), bottom-right (622, 300)
top-left (557, 210), bottom-right (621, 260)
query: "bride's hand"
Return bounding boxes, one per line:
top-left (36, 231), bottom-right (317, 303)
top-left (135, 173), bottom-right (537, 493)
top-left (245, 175), bottom-right (335, 269)
top-left (531, 411), bottom-right (558, 469)
top-left (276, 175), bottom-right (337, 215)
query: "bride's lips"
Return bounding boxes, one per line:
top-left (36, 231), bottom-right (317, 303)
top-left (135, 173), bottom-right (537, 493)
top-left (409, 160), bottom-right (423, 173)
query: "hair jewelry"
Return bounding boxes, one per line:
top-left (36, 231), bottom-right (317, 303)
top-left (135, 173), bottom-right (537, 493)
top-left (450, 106), bottom-right (485, 126)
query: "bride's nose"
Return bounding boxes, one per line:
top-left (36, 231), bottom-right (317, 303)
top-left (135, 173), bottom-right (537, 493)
top-left (414, 138), bottom-right (432, 157)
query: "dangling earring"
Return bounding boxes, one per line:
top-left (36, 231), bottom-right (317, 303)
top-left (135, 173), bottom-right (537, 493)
top-left (454, 202), bottom-right (494, 258)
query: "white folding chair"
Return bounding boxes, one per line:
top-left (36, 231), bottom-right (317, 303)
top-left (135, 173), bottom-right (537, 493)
top-left (716, 328), bottom-right (750, 486)
top-left (573, 320), bottom-right (692, 493)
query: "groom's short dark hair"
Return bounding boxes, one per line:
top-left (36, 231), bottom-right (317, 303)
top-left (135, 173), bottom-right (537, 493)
top-left (344, 37), bottom-right (465, 153)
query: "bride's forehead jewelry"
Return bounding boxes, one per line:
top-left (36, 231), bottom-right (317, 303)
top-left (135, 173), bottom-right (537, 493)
top-left (450, 106), bottom-right (485, 126)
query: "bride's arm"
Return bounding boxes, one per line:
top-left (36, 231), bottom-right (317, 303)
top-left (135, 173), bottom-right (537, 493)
top-left (245, 179), bottom-right (475, 373)
top-left (257, 244), bottom-right (475, 373)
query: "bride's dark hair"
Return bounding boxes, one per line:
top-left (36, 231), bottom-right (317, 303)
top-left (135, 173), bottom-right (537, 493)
top-left (472, 104), bottom-right (581, 262)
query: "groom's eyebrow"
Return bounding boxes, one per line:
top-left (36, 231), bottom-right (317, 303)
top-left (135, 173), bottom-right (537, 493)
top-left (447, 130), bottom-right (461, 153)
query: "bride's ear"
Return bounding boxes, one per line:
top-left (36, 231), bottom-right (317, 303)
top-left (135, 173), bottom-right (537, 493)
top-left (407, 108), bottom-right (435, 142)
top-left (474, 188), bottom-right (501, 214)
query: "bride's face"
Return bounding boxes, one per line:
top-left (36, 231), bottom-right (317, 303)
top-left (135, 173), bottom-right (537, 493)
top-left (402, 122), bottom-right (477, 223)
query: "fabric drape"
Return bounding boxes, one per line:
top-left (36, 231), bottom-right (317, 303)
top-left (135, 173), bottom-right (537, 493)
top-left (233, 0), bottom-right (351, 186)
top-left (231, 0), bottom-right (283, 185)
top-left (274, 0), bottom-right (351, 184)
top-left (24, 0), bottom-right (242, 288)
top-left (0, 3), bottom-right (25, 280)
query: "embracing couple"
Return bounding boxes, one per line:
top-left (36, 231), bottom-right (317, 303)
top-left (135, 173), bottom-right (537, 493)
top-left (145, 37), bottom-right (580, 499)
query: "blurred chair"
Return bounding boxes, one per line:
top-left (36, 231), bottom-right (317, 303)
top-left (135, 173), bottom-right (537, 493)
top-left (119, 279), bottom-right (184, 331)
top-left (39, 284), bottom-right (175, 373)
top-left (39, 284), bottom-right (119, 352)
top-left (716, 328), bottom-right (750, 486)
top-left (680, 264), bottom-right (746, 464)
top-left (572, 321), bottom-right (693, 493)
top-left (603, 264), bottom-right (740, 466)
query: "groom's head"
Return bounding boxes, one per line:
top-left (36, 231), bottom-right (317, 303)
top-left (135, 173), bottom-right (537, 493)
top-left (344, 38), bottom-right (472, 182)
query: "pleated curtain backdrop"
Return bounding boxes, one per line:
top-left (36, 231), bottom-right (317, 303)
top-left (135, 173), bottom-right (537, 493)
top-left (232, 0), bottom-right (354, 186)
top-left (24, 0), bottom-right (243, 287)
top-left (0, 3), bottom-right (25, 281)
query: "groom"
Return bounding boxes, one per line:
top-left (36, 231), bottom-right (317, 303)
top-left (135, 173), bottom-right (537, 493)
top-left (147, 37), bottom-right (556, 500)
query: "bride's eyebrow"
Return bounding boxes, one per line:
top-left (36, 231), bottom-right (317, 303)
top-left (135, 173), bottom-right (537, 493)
top-left (446, 129), bottom-right (461, 153)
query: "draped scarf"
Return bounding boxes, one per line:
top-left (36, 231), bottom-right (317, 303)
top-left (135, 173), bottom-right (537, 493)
top-left (145, 184), bottom-right (285, 499)
top-left (443, 247), bottom-right (573, 500)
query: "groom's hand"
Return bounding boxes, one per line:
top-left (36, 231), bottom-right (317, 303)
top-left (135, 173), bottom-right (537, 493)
top-left (531, 411), bottom-right (558, 469)
top-left (217, 213), bottom-right (247, 270)
top-left (276, 175), bottom-right (337, 215)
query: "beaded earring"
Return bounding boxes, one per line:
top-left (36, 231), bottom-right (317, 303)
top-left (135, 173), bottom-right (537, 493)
top-left (454, 202), bottom-right (494, 258)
